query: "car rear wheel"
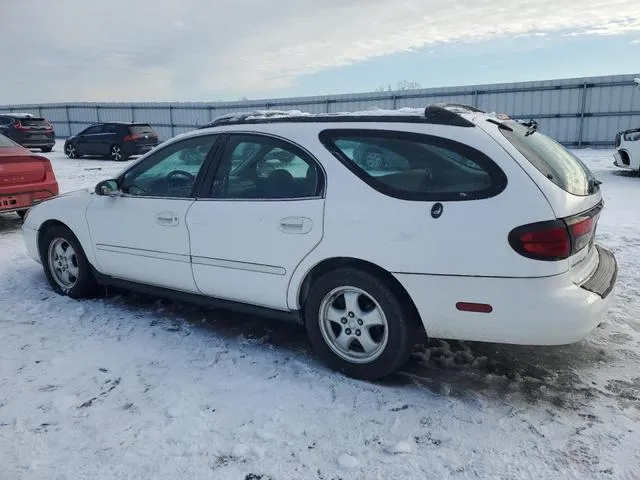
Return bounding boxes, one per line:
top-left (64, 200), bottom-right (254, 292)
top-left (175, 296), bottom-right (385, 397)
top-left (304, 268), bottom-right (416, 380)
top-left (64, 143), bottom-right (79, 158)
top-left (16, 210), bottom-right (27, 220)
top-left (40, 225), bottom-right (99, 298)
top-left (40, 146), bottom-right (52, 153)
top-left (110, 144), bottom-right (128, 161)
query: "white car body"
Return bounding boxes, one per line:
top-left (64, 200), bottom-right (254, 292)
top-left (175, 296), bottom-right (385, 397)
top-left (21, 104), bottom-right (617, 378)
top-left (613, 128), bottom-right (640, 170)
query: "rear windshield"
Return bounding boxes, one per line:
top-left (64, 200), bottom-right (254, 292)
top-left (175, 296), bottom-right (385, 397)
top-left (500, 121), bottom-right (597, 196)
top-left (19, 117), bottom-right (48, 127)
top-left (320, 129), bottom-right (507, 201)
top-left (129, 124), bottom-right (156, 135)
top-left (0, 133), bottom-right (17, 147)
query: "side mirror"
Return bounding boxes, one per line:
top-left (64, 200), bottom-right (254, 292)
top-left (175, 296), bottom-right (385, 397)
top-left (95, 179), bottom-right (120, 196)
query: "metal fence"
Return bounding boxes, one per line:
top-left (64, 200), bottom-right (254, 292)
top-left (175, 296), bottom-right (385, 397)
top-left (2, 73), bottom-right (639, 147)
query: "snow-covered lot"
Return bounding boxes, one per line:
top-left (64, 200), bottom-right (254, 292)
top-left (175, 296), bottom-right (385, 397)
top-left (0, 142), bottom-right (639, 479)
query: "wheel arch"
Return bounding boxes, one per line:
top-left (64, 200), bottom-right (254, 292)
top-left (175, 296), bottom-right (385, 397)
top-left (36, 218), bottom-right (96, 269)
top-left (295, 256), bottom-right (425, 334)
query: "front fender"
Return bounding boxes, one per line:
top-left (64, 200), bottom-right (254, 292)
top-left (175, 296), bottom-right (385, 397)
top-left (23, 189), bottom-right (98, 268)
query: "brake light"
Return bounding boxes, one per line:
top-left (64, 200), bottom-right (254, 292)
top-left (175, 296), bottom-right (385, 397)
top-left (509, 220), bottom-right (571, 261)
top-left (123, 134), bottom-right (141, 141)
top-left (509, 205), bottom-right (601, 261)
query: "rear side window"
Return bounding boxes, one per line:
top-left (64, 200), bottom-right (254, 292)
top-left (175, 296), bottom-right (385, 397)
top-left (500, 121), bottom-right (597, 196)
top-left (320, 129), bottom-right (506, 201)
top-left (129, 124), bottom-right (156, 136)
top-left (0, 133), bottom-right (17, 147)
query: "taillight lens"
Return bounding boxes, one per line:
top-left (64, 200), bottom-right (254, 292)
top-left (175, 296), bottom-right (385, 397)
top-left (566, 215), bottom-right (595, 253)
top-left (509, 220), bottom-right (571, 261)
top-left (509, 204), bottom-right (602, 261)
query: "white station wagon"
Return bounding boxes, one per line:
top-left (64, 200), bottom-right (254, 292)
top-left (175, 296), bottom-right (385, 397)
top-left (22, 104), bottom-right (617, 380)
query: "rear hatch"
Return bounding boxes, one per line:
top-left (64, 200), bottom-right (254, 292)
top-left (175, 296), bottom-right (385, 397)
top-left (0, 139), bottom-right (47, 190)
top-left (15, 117), bottom-right (55, 141)
top-left (477, 116), bottom-right (603, 283)
top-left (126, 124), bottom-right (159, 148)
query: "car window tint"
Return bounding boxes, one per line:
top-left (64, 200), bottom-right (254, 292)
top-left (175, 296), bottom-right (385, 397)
top-left (0, 116), bottom-right (12, 126)
top-left (500, 121), bottom-right (597, 196)
top-left (321, 129), bottom-right (505, 201)
top-left (121, 135), bottom-right (218, 198)
top-left (209, 134), bottom-right (322, 200)
top-left (83, 125), bottom-right (103, 135)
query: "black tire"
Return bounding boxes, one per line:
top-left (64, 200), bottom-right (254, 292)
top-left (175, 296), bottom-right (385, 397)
top-left (16, 210), bottom-right (27, 220)
top-left (304, 268), bottom-right (417, 380)
top-left (39, 225), bottom-right (99, 298)
top-left (40, 146), bottom-right (53, 153)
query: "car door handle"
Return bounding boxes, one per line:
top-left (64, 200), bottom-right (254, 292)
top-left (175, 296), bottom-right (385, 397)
top-left (156, 212), bottom-right (179, 226)
top-left (279, 217), bottom-right (312, 234)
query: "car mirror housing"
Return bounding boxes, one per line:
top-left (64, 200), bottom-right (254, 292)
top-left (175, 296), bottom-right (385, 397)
top-left (95, 179), bottom-right (120, 196)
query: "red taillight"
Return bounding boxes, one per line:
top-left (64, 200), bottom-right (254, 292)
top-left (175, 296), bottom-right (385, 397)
top-left (123, 134), bottom-right (141, 141)
top-left (509, 220), bottom-right (571, 261)
top-left (509, 204), bottom-right (602, 262)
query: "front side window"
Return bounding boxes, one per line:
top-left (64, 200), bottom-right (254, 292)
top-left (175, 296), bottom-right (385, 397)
top-left (120, 135), bottom-right (218, 198)
top-left (208, 134), bottom-right (323, 200)
top-left (0, 116), bottom-right (12, 126)
top-left (320, 129), bottom-right (506, 201)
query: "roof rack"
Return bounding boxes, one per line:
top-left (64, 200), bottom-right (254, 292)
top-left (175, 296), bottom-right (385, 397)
top-left (200, 103), bottom-right (482, 129)
top-left (0, 112), bottom-right (34, 117)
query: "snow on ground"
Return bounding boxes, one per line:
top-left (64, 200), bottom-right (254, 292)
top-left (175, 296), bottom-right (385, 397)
top-left (1, 141), bottom-right (639, 479)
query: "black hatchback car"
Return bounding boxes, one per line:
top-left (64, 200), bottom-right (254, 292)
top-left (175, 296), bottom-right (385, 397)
top-left (64, 122), bottom-right (160, 161)
top-left (0, 113), bottom-right (56, 152)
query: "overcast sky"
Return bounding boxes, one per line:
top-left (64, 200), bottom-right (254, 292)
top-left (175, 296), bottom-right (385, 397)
top-left (1, 0), bottom-right (639, 104)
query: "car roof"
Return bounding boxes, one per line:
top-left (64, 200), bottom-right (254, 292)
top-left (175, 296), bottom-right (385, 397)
top-left (0, 113), bottom-right (40, 118)
top-left (199, 103), bottom-right (484, 131)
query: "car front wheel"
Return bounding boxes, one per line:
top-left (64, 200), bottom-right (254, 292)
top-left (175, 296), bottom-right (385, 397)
top-left (304, 268), bottom-right (416, 380)
top-left (40, 225), bottom-right (99, 298)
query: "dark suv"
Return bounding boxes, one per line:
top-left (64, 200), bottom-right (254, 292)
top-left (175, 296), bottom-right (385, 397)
top-left (63, 122), bottom-right (160, 161)
top-left (0, 113), bottom-right (56, 152)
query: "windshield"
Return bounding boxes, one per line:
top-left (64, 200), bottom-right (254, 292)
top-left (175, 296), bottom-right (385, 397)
top-left (500, 120), bottom-right (598, 196)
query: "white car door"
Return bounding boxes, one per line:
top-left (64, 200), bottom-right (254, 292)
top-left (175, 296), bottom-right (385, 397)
top-left (86, 134), bottom-right (221, 292)
top-left (186, 133), bottom-right (325, 310)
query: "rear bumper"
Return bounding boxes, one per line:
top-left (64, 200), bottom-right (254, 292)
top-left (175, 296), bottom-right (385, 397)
top-left (122, 143), bottom-right (157, 156)
top-left (395, 244), bottom-right (617, 345)
top-left (0, 188), bottom-right (57, 214)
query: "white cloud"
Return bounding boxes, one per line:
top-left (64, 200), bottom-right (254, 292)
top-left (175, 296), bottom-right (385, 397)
top-left (1, 0), bottom-right (640, 103)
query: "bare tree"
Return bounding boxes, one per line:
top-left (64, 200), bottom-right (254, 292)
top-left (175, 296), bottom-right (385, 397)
top-left (375, 81), bottom-right (422, 92)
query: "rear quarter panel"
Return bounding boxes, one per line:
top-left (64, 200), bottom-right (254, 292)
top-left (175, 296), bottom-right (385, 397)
top-left (234, 123), bottom-right (568, 310)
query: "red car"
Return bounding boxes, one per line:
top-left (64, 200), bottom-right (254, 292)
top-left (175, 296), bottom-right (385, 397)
top-left (0, 133), bottom-right (59, 219)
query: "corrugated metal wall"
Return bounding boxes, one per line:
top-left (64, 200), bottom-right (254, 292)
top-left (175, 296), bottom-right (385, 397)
top-left (2, 73), bottom-right (639, 147)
